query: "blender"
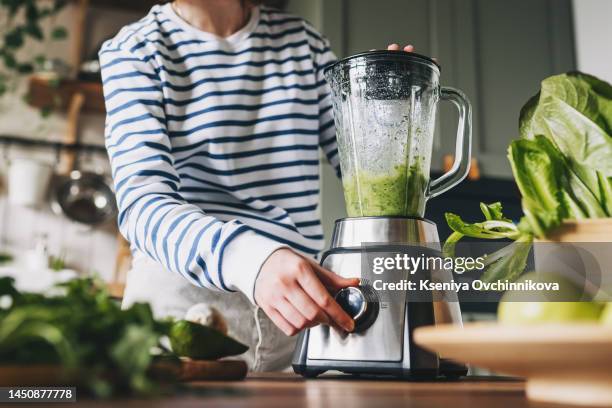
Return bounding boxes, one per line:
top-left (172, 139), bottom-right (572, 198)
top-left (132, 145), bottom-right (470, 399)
top-left (292, 50), bottom-right (472, 379)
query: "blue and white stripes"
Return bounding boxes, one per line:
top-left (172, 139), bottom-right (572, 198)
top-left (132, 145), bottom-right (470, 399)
top-left (100, 4), bottom-right (338, 302)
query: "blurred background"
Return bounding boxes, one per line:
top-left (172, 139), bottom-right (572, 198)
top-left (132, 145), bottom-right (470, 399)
top-left (0, 0), bottom-right (609, 301)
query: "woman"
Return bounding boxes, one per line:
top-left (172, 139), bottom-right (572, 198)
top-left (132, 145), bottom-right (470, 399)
top-left (100, 0), bottom-right (414, 370)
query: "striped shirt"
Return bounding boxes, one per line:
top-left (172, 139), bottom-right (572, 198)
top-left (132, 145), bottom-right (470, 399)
top-left (99, 4), bottom-right (339, 302)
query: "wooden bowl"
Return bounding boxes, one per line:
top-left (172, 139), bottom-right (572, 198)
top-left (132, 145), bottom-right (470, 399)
top-left (414, 323), bottom-right (612, 406)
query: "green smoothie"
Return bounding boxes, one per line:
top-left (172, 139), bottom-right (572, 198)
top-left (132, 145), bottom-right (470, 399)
top-left (343, 162), bottom-right (428, 217)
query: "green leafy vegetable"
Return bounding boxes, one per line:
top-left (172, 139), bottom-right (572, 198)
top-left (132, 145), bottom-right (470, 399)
top-left (0, 277), bottom-right (174, 397)
top-left (443, 202), bottom-right (521, 256)
top-left (519, 72), bottom-right (612, 219)
top-left (444, 202), bottom-right (529, 282)
top-left (444, 72), bottom-right (612, 282)
top-left (0, 277), bottom-right (250, 397)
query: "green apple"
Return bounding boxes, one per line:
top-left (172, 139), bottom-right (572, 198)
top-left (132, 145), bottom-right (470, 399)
top-left (498, 301), bottom-right (602, 324)
top-left (601, 303), bottom-right (612, 326)
top-left (497, 271), bottom-right (603, 324)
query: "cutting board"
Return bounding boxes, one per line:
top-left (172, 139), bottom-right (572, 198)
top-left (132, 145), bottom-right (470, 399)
top-left (0, 365), bottom-right (78, 387)
top-left (178, 359), bottom-right (248, 381)
top-left (0, 359), bottom-right (248, 387)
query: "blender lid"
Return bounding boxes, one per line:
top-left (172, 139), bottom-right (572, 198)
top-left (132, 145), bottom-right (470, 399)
top-left (325, 50), bottom-right (441, 74)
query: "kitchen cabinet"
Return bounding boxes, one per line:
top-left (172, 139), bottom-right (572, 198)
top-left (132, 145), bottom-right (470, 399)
top-left (287, 0), bottom-right (576, 243)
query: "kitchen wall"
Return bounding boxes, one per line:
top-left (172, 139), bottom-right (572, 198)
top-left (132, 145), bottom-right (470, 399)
top-left (572, 0), bottom-right (612, 84)
top-left (0, 4), bottom-right (143, 280)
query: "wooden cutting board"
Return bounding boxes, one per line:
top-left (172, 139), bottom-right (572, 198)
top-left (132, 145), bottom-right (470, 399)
top-left (179, 359), bottom-right (248, 382)
top-left (0, 365), bottom-right (78, 387)
top-left (0, 359), bottom-right (248, 387)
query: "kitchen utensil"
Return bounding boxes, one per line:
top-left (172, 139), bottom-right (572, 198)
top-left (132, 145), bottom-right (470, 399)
top-left (51, 169), bottom-right (116, 225)
top-left (6, 158), bottom-right (52, 207)
top-left (50, 92), bottom-right (117, 225)
top-left (293, 51), bottom-right (472, 379)
top-left (414, 323), bottom-right (612, 406)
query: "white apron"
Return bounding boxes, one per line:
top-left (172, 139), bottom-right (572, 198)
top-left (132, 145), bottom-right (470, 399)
top-left (121, 252), bottom-right (296, 371)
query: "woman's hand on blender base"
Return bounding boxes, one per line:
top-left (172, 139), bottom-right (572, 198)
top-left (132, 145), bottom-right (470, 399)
top-left (254, 248), bottom-right (360, 336)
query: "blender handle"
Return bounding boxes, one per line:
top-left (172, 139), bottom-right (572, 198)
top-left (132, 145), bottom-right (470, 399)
top-left (427, 86), bottom-right (473, 199)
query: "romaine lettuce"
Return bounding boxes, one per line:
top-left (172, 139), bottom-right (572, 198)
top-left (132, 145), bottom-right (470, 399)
top-left (444, 72), bottom-right (612, 282)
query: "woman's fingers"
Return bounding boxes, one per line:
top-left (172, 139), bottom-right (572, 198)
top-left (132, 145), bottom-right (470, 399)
top-left (384, 43), bottom-right (437, 62)
top-left (285, 284), bottom-right (332, 326)
top-left (297, 266), bottom-right (355, 332)
top-left (387, 43), bottom-right (415, 52)
top-left (275, 298), bottom-right (313, 334)
top-left (264, 305), bottom-right (298, 336)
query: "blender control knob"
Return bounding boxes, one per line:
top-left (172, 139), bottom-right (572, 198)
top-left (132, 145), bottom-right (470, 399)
top-left (334, 284), bottom-right (379, 332)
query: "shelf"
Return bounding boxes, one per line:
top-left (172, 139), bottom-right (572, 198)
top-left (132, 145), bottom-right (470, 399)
top-left (0, 134), bottom-right (106, 154)
top-left (89, 0), bottom-right (163, 12)
top-left (27, 76), bottom-right (106, 114)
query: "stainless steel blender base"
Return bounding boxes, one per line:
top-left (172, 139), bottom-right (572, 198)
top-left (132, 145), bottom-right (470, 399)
top-left (292, 217), bottom-right (468, 379)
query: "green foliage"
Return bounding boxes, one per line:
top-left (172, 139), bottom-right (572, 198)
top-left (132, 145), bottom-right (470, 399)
top-left (49, 254), bottom-right (66, 271)
top-left (444, 72), bottom-right (612, 282)
top-left (518, 72), bottom-right (612, 222)
top-left (50, 26), bottom-right (68, 40)
top-left (0, 0), bottom-right (68, 98)
top-left (0, 277), bottom-right (174, 397)
top-left (444, 202), bottom-right (531, 282)
top-left (0, 252), bottom-right (13, 264)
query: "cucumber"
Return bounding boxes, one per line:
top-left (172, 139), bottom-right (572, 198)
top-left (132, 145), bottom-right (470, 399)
top-left (169, 320), bottom-right (248, 360)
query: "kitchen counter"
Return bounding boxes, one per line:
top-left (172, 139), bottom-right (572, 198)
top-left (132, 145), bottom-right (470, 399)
top-left (53, 372), bottom-right (579, 408)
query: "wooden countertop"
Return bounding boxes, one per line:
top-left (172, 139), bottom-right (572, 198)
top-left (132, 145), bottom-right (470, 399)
top-left (51, 372), bottom-right (585, 408)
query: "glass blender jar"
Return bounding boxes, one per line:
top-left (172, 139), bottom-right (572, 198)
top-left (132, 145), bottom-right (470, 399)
top-left (325, 50), bottom-right (472, 217)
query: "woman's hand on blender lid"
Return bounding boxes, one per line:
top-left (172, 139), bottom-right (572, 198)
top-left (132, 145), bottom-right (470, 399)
top-left (254, 248), bottom-right (360, 336)
top-left (387, 43), bottom-right (415, 52)
top-left (386, 43), bottom-right (437, 62)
